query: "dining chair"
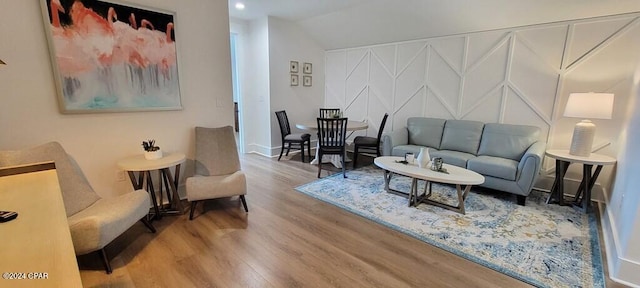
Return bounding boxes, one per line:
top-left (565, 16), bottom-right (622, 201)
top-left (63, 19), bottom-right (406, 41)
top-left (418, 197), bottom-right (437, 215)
top-left (317, 117), bottom-right (348, 178)
top-left (319, 108), bottom-right (341, 118)
top-left (0, 142), bottom-right (155, 274)
top-left (275, 110), bottom-right (311, 162)
top-left (353, 113), bottom-right (389, 168)
top-left (186, 126), bottom-right (248, 220)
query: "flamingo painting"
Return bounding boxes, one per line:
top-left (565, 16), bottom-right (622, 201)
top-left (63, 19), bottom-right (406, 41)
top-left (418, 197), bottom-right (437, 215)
top-left (41, 0), bottom-right (181, 113)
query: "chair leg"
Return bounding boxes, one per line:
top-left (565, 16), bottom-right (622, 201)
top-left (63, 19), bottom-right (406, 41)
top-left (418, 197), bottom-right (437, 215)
top-left (300, 142), bottom-right (306, 163)
top-left (517, 195), bottom-right (526, 206)
top-left (317, 152), bottom-right (322, 178)
top-left (239, 195), bottom-right (249, 212)
top-left (285, 143), bottom-right (291, 156)
top-left (307, 141), bottom-right (312, 162)
top-left (278, 144), bottom-right (285, 161)
top-left (353, 145), bottom-right (359, 169)
top-left (189, 201), bottom-right (198, 220)
top-left (140, 217), bottom-right (156, 233)
top-left (342, 153), bottom-right (346, 178)
top-left (100, 248), bottom-right (112, 274)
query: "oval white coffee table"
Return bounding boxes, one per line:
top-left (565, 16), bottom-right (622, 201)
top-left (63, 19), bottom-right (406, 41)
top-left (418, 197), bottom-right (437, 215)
top-left (374, 156), bottom-right (484, 214)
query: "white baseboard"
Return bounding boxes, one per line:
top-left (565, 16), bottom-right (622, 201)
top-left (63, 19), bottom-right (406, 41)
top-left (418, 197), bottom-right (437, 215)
top-left (600, 201), bottom-right (640, 287)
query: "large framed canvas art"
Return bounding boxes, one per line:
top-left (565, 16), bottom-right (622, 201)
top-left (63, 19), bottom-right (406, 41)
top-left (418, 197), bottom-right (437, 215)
top-left (40, 0), bottom-right (182, 113)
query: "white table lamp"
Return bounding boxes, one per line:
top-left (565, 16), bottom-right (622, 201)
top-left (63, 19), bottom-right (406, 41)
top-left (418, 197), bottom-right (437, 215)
top-left (563, 92), bottom-right (614, 157)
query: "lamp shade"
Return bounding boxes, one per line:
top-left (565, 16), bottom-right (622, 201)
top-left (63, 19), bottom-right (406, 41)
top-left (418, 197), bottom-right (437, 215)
top-left (563, 92), bottom-right (614, 119)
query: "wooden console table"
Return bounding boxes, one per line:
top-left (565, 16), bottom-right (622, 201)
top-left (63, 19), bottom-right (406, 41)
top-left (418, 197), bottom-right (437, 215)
top-left (0, 162), bottom-right (82, 287)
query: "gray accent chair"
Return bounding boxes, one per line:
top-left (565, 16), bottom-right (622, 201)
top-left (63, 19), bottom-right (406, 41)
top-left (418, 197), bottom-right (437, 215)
top-left (186, 126), bottom-right (248, 220)
top-left (382, 117), bottom-right (546, 205)
top-left (0, 142), bottom-right (155, 274)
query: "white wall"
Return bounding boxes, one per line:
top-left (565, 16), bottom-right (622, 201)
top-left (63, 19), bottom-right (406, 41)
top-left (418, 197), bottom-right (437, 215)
top-left (237, 17), bottom-right (272, 156)
top-left (267, 16), bottom-right (325, 150)
top-left (603, 63), bottom-right (640, 286)
top-left (325, 13), bottom-right (640, 197)
top-left (0, 0), bottom-right (234, 198)
top-left (231, 16), bottom-right (325, 156)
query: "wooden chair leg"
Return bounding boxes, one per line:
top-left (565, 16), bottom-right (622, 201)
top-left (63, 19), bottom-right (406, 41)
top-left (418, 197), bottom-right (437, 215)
top-left (285, 143), bottom-right (291, 156)
top-left (300, 142), bottom-right (306, 163)
top-left (239, 195), bottom-right (248, 212)
top-left (140, 217), bottom-right (156, 233)
top-left (307, 141), bottom-right (312, 162)
top-left (100, 248), bottom-right (112, 274)
top-left (189, 201), bottom-right (198, 220)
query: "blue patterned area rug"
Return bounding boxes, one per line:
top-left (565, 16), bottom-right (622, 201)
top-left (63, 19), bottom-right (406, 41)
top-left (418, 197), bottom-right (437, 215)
top-left (295, 166), bottom-right (604, 288)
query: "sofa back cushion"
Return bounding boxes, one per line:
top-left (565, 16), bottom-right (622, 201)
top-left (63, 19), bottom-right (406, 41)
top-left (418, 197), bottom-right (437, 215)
top-left (407, 117), bottom-right (446, 149)
top-left (478, 123), bottom-right (540, 161)
top-left (439, 120), bottom-right (484, 155)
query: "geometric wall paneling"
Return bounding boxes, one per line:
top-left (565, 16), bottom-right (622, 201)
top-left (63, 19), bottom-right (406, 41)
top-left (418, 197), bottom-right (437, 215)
top-left (369, 51), bottom-right (394, 110)
top-left (395, 47), bottom-right (427, 109)
top-left (367, 89), bottom-right (391, 135)
top-left (510, 35), bottom-right (560, 121)
top-left (461, 41), bottom-right (509, 115)
top-left (466, 31), bottom-right (510, 70)
top-left (397, 41), bottom-right (427, 75)
top-left (371, 45), bottom-right (396, 75)
top-left (346, 48), bottom-right (368, 76)
top-left (393, 87), bottom-right (425, 130)
top-left (345, 51), bottom-right (369, 106)
top-left (563, 18), bottom-right (640, 87)
top-left (515, 25), bottom-right (568, 68)
top-left (566, 17), bottom-right (636, 68)
top-left (430, 36), bottom-right (466, 73)
top-left (427, 47), bottom-right (462, 115)
top-left (503, 87), bottom-right (551, 141)
top-left (462, 88), bottom-right (502, 124)
top-left (325, 87), bottom-right (343, 110)
top-left (425, 88), bottom-right (456, 120)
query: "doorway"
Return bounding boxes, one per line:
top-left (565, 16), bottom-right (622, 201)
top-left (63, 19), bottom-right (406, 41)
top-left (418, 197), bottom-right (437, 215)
top-left (230, 32), bottom-right (244, 153)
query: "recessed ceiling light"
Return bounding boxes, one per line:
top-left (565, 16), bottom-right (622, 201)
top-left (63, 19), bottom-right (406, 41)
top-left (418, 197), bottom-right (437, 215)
top-left (235, 2), bottom-right (245, 10)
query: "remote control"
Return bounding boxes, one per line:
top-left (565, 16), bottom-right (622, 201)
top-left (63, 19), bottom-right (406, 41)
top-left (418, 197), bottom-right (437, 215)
top-left (0, 211), bottom-right (18, 222)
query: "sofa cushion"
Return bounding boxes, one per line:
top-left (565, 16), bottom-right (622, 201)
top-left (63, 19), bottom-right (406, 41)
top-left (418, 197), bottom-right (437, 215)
top-left (478, 123), bottom-right (540, 161)
top-left (407, 117), bottom-right (446, 149)
top-left (439, 120), bottom-right (484, 155)
top-left (430, 150), bottom-right (475, 168)
top-left (467, 155), bottom-right (518, 181)
top-left (392, 145), bottom-right (435, 157)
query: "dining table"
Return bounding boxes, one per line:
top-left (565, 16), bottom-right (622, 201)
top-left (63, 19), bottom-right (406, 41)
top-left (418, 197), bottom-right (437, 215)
top-left (295, 119), bottom-right (369, 168)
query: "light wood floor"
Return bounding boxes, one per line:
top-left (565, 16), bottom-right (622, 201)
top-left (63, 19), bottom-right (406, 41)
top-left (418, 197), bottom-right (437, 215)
top-left (78, 153), bottom-right (624, 287)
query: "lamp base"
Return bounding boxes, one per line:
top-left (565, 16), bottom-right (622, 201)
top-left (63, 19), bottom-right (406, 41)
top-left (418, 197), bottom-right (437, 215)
top-left (569, 120), bottom-right (595, 157)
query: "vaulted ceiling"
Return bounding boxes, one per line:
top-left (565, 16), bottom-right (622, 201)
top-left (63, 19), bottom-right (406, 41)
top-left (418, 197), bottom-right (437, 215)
top-left (229, 0), bottom-right (640, 50)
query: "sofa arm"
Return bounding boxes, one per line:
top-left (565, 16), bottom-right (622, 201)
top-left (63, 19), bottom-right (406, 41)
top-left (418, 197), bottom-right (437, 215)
top-left (516, 141), bottom-right (546, 195)
top-left (381, 128), bottom-right (408, 156)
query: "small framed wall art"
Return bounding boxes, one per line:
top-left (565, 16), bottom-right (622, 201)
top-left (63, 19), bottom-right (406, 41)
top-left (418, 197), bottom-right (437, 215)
top-left (303, 62), bottom-right (312, 74)
top-left (303, 75), bottom-right (312, 87)
top-left (291, 74), bottom-right (299, 86)
top-left (290, 61), bottom-right (299, 73)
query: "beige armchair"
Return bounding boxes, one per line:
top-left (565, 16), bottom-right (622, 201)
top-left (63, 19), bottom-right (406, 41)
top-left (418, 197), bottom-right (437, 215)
top-left (0, 142), bottom-right (154, 274)
top-left (186, 126), bottom-right (248, 220)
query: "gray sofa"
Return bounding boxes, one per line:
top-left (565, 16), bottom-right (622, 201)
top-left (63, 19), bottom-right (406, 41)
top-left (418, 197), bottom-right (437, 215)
top-left (381, 117), bottom-right (546, 205)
